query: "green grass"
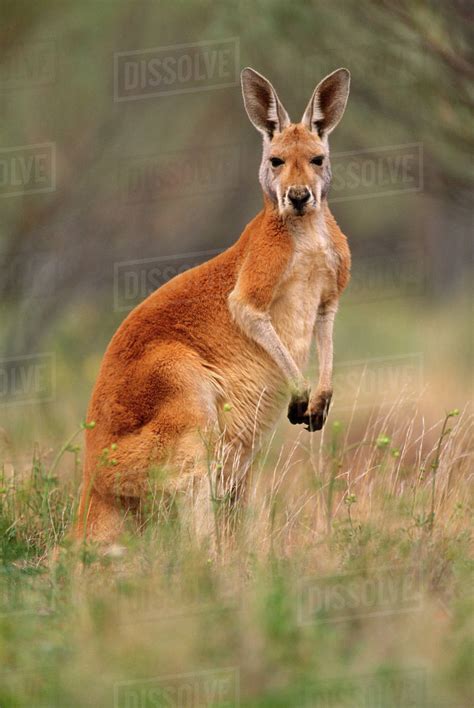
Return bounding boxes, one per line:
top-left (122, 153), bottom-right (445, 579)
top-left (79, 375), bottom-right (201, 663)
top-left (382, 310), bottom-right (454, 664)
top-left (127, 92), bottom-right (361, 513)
top-left (0, 405), bottom-right (472, 707)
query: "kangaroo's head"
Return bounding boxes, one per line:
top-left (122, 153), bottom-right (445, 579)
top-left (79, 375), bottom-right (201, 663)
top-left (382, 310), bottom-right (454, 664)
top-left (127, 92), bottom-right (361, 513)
top-left (241, 67), bottom-right (350, 218)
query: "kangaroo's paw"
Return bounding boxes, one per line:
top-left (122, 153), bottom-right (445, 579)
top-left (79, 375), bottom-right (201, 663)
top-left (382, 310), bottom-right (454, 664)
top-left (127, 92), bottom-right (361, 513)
top-left (301, 390), bottom-right (332, 432)
top-left (287, 387), bottom-right (311, 425)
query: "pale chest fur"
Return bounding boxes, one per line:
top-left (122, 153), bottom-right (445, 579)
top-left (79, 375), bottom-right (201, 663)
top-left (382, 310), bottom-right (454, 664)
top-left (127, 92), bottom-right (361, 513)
top-left (271, 215), bottom-right (337, 367)
top-left (220, 214), bottom-right (338, 446)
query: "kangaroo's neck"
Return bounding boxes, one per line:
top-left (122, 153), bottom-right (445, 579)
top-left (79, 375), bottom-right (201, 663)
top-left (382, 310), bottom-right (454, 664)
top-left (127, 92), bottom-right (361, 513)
top-left (260, 195), bottom-right (330, 249)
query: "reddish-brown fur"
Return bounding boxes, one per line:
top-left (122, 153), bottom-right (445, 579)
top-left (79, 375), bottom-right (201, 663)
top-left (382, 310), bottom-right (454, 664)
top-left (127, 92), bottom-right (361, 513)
top-left (76, 69), bottom-right (352, 543)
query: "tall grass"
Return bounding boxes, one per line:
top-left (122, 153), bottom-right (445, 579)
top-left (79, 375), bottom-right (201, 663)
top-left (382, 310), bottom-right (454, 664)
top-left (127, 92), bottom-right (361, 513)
top-left (0, 402), bottom-right (472, 706)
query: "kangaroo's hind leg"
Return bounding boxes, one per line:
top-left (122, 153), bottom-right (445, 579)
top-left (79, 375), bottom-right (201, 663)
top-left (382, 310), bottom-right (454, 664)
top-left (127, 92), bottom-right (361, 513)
top-left (74, 487), bottom-right (128, 545)
top-left (77, 351), bottom-right (222, 544)
top-left (171, 430), bottom-right (254, 552)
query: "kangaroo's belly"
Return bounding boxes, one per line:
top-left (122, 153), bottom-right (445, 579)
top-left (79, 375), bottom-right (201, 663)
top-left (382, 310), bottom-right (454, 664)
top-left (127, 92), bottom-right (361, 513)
top-left (215, 231), bottom-right (337, 448)
top-left (218, 269), bottom-right (330, 446)
top-left (272, 274), bottom-right (322, 369)
top-left (274, 243), bottom-right (336, 366)
top-left (217, 341), bottom-right (286, 447)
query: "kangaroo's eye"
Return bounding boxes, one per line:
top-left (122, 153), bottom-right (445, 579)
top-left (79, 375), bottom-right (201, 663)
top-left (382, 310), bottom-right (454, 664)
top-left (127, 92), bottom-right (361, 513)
top-left (311, 155), bottom-right (324, 166)
top-left (270, 157), bottom-right (285, 168)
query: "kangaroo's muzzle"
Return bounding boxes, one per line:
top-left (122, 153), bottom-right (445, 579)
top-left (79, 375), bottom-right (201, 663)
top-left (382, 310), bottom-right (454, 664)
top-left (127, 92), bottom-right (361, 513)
top-left (286, 186), bottom-right (312, 214)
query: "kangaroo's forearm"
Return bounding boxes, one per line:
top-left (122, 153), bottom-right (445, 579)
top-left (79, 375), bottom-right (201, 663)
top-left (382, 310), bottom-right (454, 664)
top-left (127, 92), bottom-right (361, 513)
top-left (229, 295), bottom-right (304, 392)
top-left (315, 308), bottom-right (336, 393)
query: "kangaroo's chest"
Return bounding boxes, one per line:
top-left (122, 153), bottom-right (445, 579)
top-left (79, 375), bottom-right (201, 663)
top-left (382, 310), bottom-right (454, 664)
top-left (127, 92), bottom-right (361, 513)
top-left (271, 220), bottom-right (337, 366)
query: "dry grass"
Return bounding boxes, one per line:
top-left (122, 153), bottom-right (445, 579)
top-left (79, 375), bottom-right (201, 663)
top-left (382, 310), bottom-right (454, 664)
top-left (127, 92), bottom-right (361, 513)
top-left (0, 399), bottom-right (472, 706)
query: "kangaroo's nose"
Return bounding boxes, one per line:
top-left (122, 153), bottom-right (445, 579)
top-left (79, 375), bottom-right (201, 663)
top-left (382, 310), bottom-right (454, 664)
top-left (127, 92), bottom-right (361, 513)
top-left (287, 187), bottom-right (311, 210)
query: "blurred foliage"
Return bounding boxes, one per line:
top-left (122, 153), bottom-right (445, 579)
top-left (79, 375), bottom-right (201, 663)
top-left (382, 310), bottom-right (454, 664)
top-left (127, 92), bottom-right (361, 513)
top-left (0, 0), bottom-right (472, 440)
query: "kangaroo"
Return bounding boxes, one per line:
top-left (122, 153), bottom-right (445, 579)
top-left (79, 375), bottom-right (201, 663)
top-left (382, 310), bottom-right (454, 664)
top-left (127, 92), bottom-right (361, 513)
top-left (76, 67), bottom-right (351, 543)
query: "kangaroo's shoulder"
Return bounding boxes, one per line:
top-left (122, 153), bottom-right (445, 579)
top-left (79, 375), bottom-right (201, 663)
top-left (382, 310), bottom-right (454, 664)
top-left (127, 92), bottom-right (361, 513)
top-left (230, 207), bottom-right (295, 311)
top-left (241, 207), bottom-right (294, 261)
top-left (324, 203), bottom-right (351, 293)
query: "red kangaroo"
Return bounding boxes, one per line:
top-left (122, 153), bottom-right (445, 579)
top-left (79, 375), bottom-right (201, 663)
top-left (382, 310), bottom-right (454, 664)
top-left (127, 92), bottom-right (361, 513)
top-left (76, 67), bottom-right (351, 542)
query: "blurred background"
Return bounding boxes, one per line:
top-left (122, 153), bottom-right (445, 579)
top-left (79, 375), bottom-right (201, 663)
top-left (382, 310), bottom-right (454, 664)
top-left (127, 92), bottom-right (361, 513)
top-left (0, 0), bottom-right (472, 459)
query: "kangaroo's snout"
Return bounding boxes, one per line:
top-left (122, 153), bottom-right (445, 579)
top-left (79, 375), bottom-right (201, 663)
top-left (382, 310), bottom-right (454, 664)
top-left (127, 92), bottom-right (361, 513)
top-left (287, 186), bottom-right (311, 213)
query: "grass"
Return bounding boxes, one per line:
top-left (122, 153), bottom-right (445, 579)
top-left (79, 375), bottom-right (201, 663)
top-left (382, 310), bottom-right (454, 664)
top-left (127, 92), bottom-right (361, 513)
top-left (0, 402), bottom-right (472, 707)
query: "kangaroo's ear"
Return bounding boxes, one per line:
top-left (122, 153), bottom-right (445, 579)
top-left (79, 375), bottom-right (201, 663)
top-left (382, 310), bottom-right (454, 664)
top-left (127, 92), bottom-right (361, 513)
top-left (241, 67), bottom-right (290, 139)
top-left (302, 68), bottom-right (350, 138)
